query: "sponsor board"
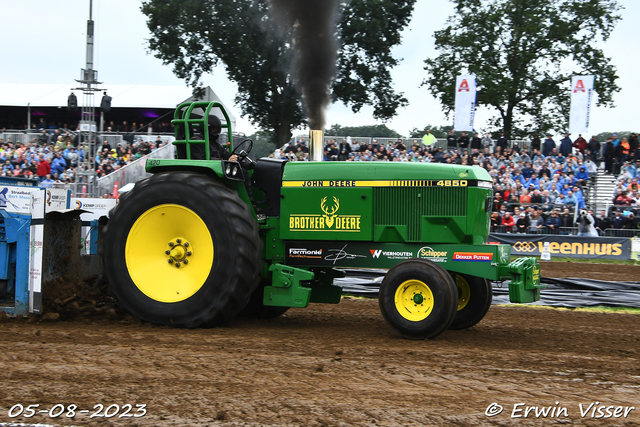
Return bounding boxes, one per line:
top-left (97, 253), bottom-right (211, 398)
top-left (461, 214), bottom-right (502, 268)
top-left (489, 233), bottom-right (631, 260)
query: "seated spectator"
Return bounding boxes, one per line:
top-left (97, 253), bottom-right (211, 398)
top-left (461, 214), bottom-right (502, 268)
top-left (564, 190), bottom-right (578, 206)
top-left (613, 189), bottom-right (633, 206)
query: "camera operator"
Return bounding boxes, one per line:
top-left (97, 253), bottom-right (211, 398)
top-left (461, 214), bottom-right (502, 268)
top-left (576, 208), bottom-right (597, 237)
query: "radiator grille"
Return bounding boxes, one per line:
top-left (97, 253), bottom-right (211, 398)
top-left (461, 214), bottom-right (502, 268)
top-left (373, 186), bottom-right (468, 241)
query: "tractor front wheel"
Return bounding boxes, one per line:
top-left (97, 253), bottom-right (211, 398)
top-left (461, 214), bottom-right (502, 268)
top-left (449, 273), bottom-right (493, 330)
top-left (379, 259), bottom-right (458, 339)
top-left (103, 171), bottom-right (262, 328)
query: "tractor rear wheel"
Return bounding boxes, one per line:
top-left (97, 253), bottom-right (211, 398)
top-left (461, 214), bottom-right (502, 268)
top-left (238, 280), bottom-right (290, 319)
top-left (449, 273), bottom-right (493, 330)
top-left (379, 259), bottom-right (458, 339)
top-left (103, 171), bottom-right (262, 328)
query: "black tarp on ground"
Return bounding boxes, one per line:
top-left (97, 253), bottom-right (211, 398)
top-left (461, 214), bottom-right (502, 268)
top-left (337, 269), bottom-right (640, 308)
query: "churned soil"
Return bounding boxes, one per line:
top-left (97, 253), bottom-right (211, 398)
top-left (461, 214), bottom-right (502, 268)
top-left (0, 263), bottom-right (639, 426)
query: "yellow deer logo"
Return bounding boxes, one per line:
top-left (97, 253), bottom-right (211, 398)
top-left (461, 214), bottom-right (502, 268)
top-left (320, 196), bottom-right (340, 228)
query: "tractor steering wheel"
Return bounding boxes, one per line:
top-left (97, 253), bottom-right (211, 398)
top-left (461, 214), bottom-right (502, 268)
top-left (231, 138), bottom-right (254, 165)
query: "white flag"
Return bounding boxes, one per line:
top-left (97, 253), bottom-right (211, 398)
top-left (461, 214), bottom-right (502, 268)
top-left (454, 75), bottom-right (476, 131)
top-left (569, 75), bottom-right (594, 135)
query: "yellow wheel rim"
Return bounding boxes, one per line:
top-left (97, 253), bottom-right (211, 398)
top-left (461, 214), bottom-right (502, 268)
top-left (125, 204), bottom-right (214, 303)
top-left (394, 279), bottom-right (434, 321)
top-left (456, 274), bottom-right (471, 311)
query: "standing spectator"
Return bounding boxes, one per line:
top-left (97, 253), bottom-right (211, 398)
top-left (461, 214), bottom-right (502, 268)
top-left (595, 210), bottom-right (612, 235)
top-left (603, 137), bottom-right (615, 174)
top-left (576, 209), bottom-right (597, 236)
top-left (573, 134), bottom-right (587, 155)
top-left (471, 132), bottom-right (482, 150)
top-left (559, 207), bottom-right (574, 231)
top-left (542, 134), bottom-right (556, 156)
top-left (611, 210), bottom-right (626, 234)
top-left (502, 212), bottom-right (515, 232)
top-left (546, 209), bottom-right (562, 234)
top-left (629, 133), bottom-right (638, 158)
top-left (496, 132), bottom-right (508, 153)
top-left (626, 212), bottom-right (639, 233)
top-left (559, 133), bottom-right (573, 157)
top-left (446, 129), bottom-right (457, 150)
top-left (422, 129), bottom-right (436, 147)
top-left (588, 135), bottom-right (601, 161)
top-left (515, 212), bottom-right (530, 233)
top-left (482, 133), bottom-right (494, 153)
top-left (338, 139), bottom-right (351, 161)
top-left (530, 134), bottom-right (541, 153)
top-left (529, 209), bottom-right (546, 233)
top-left (36, 154), bottom-right (51, 181)
top-left (457, 132), bottom-right (469, 154)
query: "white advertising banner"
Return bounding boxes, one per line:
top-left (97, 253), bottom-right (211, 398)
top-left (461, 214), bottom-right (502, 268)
top-left (72, 198), bottom-right (117, 254)
top-left (569, 75), bottom-right (594, 135)
top-left (454, 75), bottom-right (477, 132)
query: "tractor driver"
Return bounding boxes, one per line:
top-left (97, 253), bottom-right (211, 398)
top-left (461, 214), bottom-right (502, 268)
top-left (182, 115), bottom-right (242, 163)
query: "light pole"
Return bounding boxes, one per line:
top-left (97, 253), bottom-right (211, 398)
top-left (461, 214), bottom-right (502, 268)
top-left (71, 0), bottom-right (105, 198)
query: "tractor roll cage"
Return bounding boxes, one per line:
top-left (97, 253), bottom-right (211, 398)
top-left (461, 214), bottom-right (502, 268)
top-left (171, 101), bottom-right (234, 160)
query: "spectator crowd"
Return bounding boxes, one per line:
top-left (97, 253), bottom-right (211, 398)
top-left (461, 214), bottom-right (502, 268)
top-left (0, 119), bottom-right (173, 191)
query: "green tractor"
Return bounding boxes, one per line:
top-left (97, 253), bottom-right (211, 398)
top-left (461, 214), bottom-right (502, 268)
top-left (103, 101), bottom-right (542, 339)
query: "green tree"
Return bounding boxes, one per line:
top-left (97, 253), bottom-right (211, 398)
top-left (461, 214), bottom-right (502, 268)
top-left (423, 0), bottom-right (621, 140)
top-left (325, 124), bottom-right (401, 138)
top-left (141, 0), bottom-right (415, 147)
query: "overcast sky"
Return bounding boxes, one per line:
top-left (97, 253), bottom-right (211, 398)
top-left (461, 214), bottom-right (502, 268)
top-left (2, 0), bottom-right (639, 138)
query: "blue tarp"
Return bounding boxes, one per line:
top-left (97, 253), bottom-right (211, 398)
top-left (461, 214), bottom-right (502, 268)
top-left (338, 269), bottom-right (640, 308)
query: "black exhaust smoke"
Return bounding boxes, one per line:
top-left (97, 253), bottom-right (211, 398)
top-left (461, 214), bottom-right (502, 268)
top-left (269, 0), bottom-right (340, 130)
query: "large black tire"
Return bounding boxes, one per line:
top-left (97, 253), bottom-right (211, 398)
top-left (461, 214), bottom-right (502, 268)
top-left (379, 259), bottom-right (458, 340)
top-left (103, 171), bottom-right (262, 328)
top-left (449, 273), bottom-right (493, 330)
top-left (238, 280), bottom-right (290, 319)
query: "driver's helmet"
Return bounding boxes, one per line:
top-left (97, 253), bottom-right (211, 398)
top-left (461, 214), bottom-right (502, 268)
top-left (208, 115), bottom-right (222, 138)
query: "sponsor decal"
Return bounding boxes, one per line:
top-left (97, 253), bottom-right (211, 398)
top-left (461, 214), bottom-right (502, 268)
top-left (453, 252), bottom-right (493, 262)
top-left (283, 180), bottom-right (472, 188)
top-left (289, 196), bottom-right (361, 232)
top-left (417, 246), bottom-right (448, 263)
top-left (324, 244), bottom-right (367, 264)
top-left (288, 248), bottom-right (323, 259)
top-left (370, 249), bottom-right (413, 260)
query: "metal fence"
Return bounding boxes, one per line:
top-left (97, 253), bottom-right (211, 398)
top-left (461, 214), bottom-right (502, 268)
top-left (491, 225), bottom-right (639, 237)
top-left (96, 143), bottom-right (175, 197)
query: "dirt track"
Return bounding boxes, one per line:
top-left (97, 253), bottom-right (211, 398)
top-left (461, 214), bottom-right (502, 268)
top-left (1, 262), bottom-right (639, 426)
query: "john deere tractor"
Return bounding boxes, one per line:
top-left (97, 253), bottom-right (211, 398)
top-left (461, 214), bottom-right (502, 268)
top-left (103, 101), bottom-right (542, 339)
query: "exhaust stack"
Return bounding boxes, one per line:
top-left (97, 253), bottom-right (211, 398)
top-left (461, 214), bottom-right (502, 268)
top-left (309, 130), bottom-right (324, 162)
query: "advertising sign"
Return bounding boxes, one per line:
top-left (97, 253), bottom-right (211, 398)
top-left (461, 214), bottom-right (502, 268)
top-left (489, 233), bottom-right (631, 260)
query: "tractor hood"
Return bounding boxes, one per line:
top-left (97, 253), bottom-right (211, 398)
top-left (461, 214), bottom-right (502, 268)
top-left (282, 161), bottom-right (492, 183)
